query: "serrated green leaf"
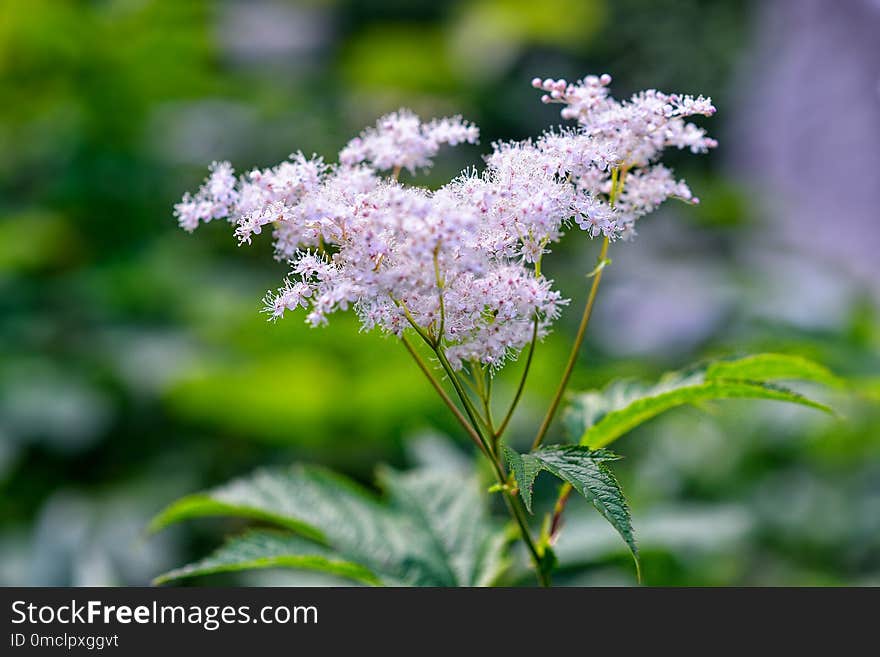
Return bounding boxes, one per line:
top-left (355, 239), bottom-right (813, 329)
top-left (531, 445), bottom-right (638, 575)
top-left (152, 465), bottom-right (421, 585)
top-left (705, 353), bottom-right (844, 388)
top-left (501, 445), bottom-right (637, 577)
top-left (149, 494), bottom-right (325, 542)
top-left (502, 445), bottom-right (542, 513)
top-left (587, 380), bottom-right (829, 449)
top-left (154, 530), bottom-right (382, 586)
top-left (152, 464), bottom-right (509, 587)
top-left (565, 354), bottom-right (835, 450)
top-left (380, 468), bottom-right (508, 587)
top-left (149, 465), bottom-right (395, 554)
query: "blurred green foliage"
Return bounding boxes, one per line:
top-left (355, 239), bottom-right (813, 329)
top-left (1, 0), bottom-right (877, 586)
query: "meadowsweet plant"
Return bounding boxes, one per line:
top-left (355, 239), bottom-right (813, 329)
top-left (155, 75), bottom-right (836, 587)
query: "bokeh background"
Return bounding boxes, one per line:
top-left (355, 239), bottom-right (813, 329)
top-left (1, 0), bottom-right (878, 586)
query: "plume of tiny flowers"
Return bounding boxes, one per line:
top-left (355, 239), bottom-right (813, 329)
top-left (531, 74), bottom-right (716, 238)
top-left (175, 109), bottom-right (566, 371)
top-left (175, 75), bottom-right (716, 369)
top-left (338, 109), bottom-right (479, 174)
top-left (173, 161), bottom-right (238, 232)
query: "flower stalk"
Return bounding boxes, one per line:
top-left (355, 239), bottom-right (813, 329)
top-left (174, 72), bottom-right (717, 586)
top-left (531, 234), bottom-right (610, 451)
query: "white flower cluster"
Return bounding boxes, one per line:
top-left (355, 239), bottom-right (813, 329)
top-left (339, 109), bottom-right (479, 174)
top-left (175, 78), bottom-right (715, 369)
top-left (173, 160), bottom-right (238, 232)
top-left (533, 74), bottom-right (716, 237)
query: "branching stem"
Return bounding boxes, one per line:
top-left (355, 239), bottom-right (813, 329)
top-left (530, 166), bottom-right (625, 451)
top-left (538, 166), bottom-right (627, 545)
top-left (495, 315), bottom-right (538, 442)
top-left (531, 235), bottom-right (609, 451)
top-left (402, 325), bottom-right (548, 584)
top-left (432, 346), bottom-right (548, 585)
top-left (401, 336), bottom-right (488, 457)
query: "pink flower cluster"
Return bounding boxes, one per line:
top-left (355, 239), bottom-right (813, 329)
top-left (339, 109), bottom-right (479, 174)
top-left (175, 76), bottom-right (715, 369)
top-left (533, 74), bottom-right (716, 237)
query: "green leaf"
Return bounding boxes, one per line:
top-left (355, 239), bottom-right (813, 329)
top-left (380, 468), bottom-right (508, 587)
top-left (501, 444), bottom-right (637, 576)
top-left (565, 354), bottom-right (835, 449)
top-left (149, 494), bottom-right (324, 541)
top-left (154, 530), bottom-right (381, 586)
top-left (531, 445), bottom-right (638, 575)
top-left (152, 465), bottom-right (419, 585)
top-left (705, 353), bottom-right (844, 388)
top-left (502, 445), bottom-right (542, 513)
top-left (149, 465), bottom-right (392, 548)
top-left (151, 464), bottom-right (508, 587)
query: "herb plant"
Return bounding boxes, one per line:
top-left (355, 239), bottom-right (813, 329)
top-left (153, 75), bottom-right (835, 586)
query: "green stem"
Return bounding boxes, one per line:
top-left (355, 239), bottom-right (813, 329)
top-left (470, 362), bottom-right (497, 439)
top-left (433, 348), bottom-right (495, 457)
top-left (482, 368), bottom-right (496, 442)
top-left (548, 483), bottom-right (573, 540)
top-left (401, 336), bottom-right (488, 457)
top-left (460, 364), bottom-right (483, 401)
top-left (503, 491), bottom-right (550, 586)
top-left (530, 166), bottom-right (624, 452)
top-left (398, 296), bottom-right (491, 435)
top-left (531, 235), bottom-right (610, 451)
top-left (433, 247), bottom-right (446, 342)
top-left (397, 297), bottom-right (436, 348)
top-left (458, 366), bottom-right (493, 437)
top-left (395, 259), bottom-right (550, 584)
top-left (432, 347), bottom-right (548, 585)
top-left (541, 166), bottom-right (627, 544)
top-left (495, 314), bottom-right (539, 441)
